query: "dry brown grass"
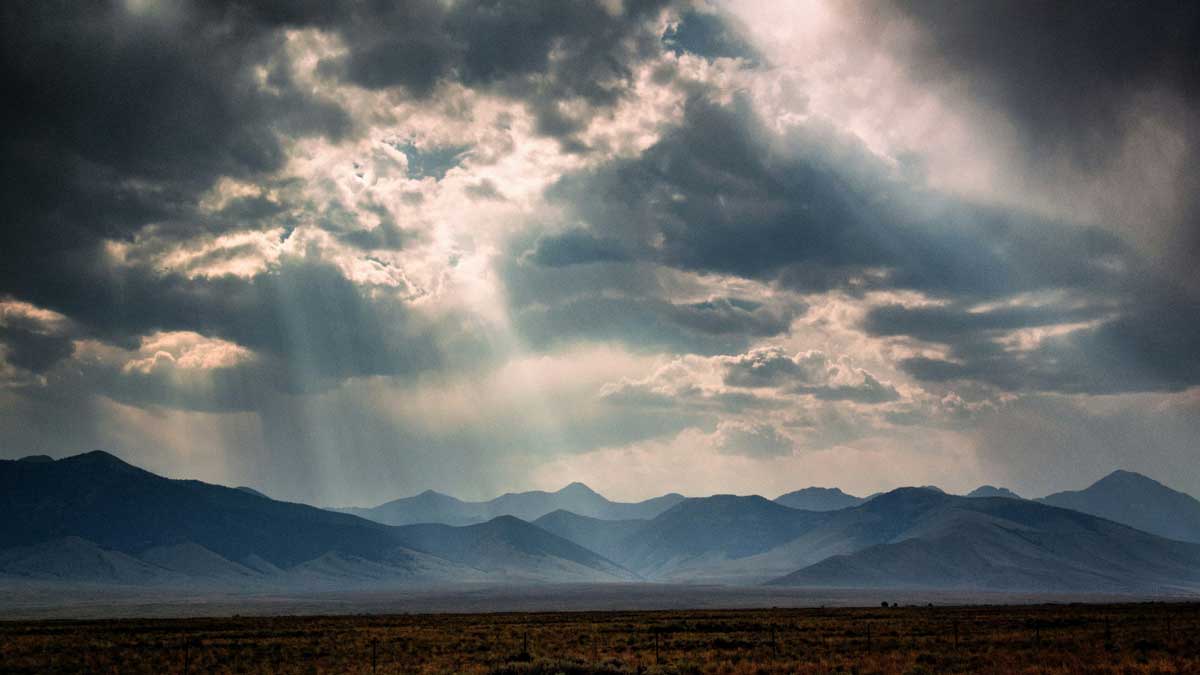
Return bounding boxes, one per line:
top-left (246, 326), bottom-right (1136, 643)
top-left (1, 602), bottom-right (1198, 674)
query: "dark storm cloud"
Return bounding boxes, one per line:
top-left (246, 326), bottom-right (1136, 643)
top-left (0, 254), bottom-right (495, 414)
top-left (0, 0), bottom-right (679, 397)
top-left (166, 261), bottom-right (448, 379)
top-left (544, 95), bottom-right (1138, 298)
top-left (892, 294), bottom-right (1200, 395)
top-left (0, 324), bottom-right (74, 374)
top-left (0, 0), bottom-right (358, 379)
top-left (505, 226), bottom-right (804, 356)
top-left (319, 0), bottom-right (673, 144)
top-left (542, 92), bottom-right (1200, 393)
top-left (1, 1), bottom-right (350, 252)
top-left (514, 294), bottom-right (798, 356)
top-left (848, 0), bottom-right (1200, 396)
top-left (5, 253), bottom-right (470, 391)
top-left (872, 0), bottom-right (1200, 277)
top-left (863, 302), bottom-right (1111, 343)
top-left (878, 0), bottom-right (1200, 169)
top-left (528, 229), bottom-right (633, 267)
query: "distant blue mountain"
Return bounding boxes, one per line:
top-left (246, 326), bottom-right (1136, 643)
top-left (338, 482), bottom-right (685, 526)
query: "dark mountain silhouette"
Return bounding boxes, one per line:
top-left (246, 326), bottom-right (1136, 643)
top-left (0, 451), bottom-right (408, 569)
top-left (339, 482), bottom-right (685, 526)
top-left (1038, 470), bottom-right (1200, 543)
top-left (774, 487), bottom-right (865, 511)
top-left (967, 485), bottom-right (1022, 499)
top-left (770, 490), bottom-right (1200, 592)
top-left (0, 452), bottom-right (637, 586)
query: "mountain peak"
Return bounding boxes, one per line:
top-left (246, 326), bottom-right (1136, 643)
top-left (1097, 469), bottom-right (1156, 485)
top-left (967, 485), bottom-right (1022, 499)
top-left (63, 450), bottom-right (136, 469)
top-left (557, 481), bottom-right (601, 497)
top-left (864, 486), bottom-right (952, 511)
top-left (1086, 470), bottom-right (1183, 495)
top-left (16, 454), bottom-right (54, 463)
top-left (774, 486), bottom-right (865, 512)
top-left (780, 487), bottom-right (848, 497)
top-left (1039, 468), bottom-right (1200, 543)
top-left (411, 489), bottom-right (456, 500)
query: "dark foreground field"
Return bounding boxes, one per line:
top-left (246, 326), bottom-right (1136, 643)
top-left (1, 603), bottom-right (1198, 674)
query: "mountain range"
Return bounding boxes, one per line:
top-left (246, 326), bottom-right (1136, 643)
top-left (0, 452), bottom-right (633, 588)
top-left (335, 483), bottom-right (685, 526)
top-left (3, 451), bottom-right (1199, 596)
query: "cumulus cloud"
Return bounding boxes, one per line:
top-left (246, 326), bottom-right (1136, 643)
top-left (719, 347), bottom-right (900, 403)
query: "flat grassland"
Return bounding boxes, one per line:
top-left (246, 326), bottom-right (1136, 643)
top-left (1, 603), bottom-right (1198, 674)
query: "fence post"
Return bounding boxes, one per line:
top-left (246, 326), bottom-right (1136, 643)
top-left (867, 622), bottom-right (871, 652)
top-left (183, 639), bottom-right (190, 675)
top-left (371, 637), bottom-right (378, 674)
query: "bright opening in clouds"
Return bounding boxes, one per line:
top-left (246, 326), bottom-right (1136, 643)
top-left (2, 0), bottom-right (1197, 507)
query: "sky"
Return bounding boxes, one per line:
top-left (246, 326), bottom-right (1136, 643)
top-left (1, 0), bottom-right (1198, 506)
